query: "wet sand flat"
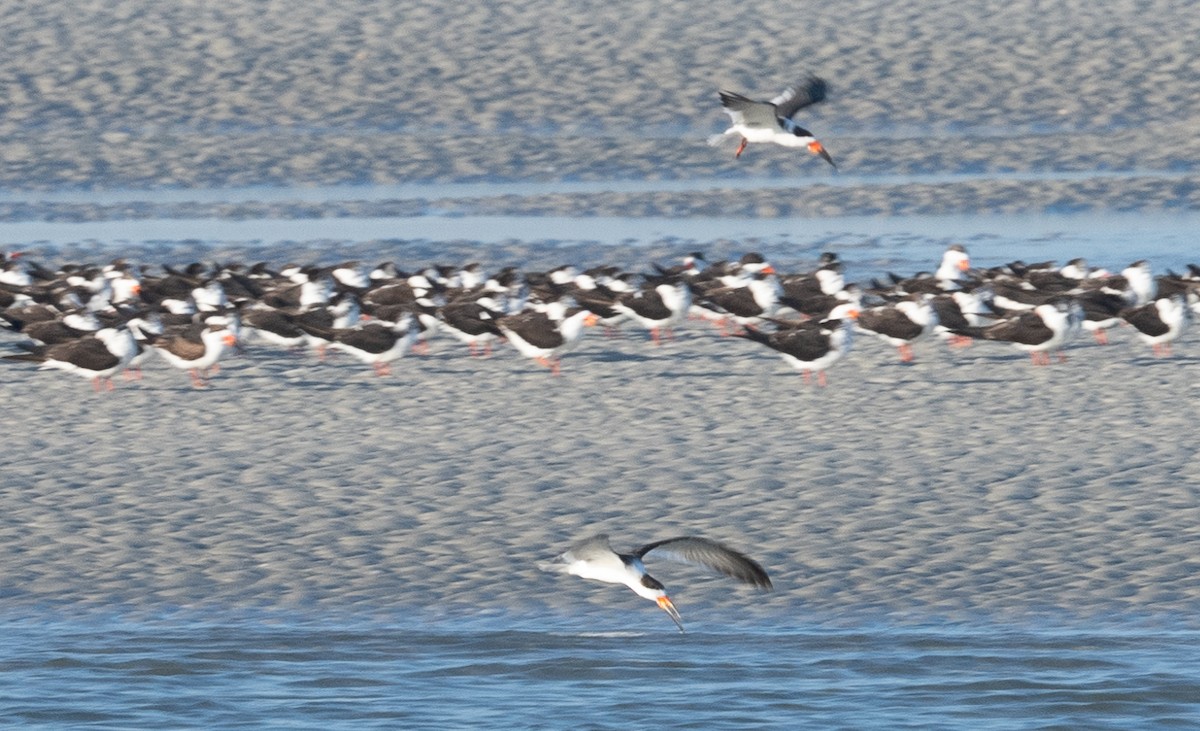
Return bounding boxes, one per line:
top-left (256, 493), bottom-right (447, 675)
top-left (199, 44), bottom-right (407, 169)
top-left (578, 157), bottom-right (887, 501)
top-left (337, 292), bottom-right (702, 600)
top-left (0, 0), bottom-right (1197, 216)
top-left (2, 311), bottom-right (1197, 627)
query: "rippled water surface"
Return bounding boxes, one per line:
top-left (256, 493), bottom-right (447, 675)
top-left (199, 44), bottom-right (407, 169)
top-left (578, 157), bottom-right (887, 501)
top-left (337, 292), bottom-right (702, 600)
top-left (1, 180), bottom-right (1198, 279)
top-left (3, 616), bottom-right (1198, 730)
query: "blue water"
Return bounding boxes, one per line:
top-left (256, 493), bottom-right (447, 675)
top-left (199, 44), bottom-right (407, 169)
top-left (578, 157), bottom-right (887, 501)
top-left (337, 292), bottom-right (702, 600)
top-left (3, 615), bottom-right (1198, 730)
top-left (1, 180), bottom-right (1199, 284)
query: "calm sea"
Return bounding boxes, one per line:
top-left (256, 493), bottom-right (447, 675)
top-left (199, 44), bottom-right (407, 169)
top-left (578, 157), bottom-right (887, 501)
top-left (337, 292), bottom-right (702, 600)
top-left (1, 176), bottom-right (1199, 279)
top-left (3, 612), bottom-right (1198, 730)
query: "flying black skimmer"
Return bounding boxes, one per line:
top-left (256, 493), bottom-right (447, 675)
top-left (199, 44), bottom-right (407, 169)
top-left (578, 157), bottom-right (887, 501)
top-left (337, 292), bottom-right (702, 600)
top-left (734, 303), bottom-right (858, 386)
top-left (147, 320), bottom-right (239, 387)
top-left (3, 326), bottom-right (138, 391)
top-left (539, 534), bottom-right (772, 632)
top-left (1120, 295), bottom-right (1189, 356)
top-left (951, 300), bottom-right (1079, 365)
top-left (710, 75), bottom-right (836, 166)
top-left (855, 296), bottom-right (939, 363)
top-left (497, 304), bottom-right (596, 375)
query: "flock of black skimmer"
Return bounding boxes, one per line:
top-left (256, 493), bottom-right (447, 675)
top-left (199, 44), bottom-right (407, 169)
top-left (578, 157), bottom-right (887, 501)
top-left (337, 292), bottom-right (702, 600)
top-left (1, 245), bottom-right (1196, 392)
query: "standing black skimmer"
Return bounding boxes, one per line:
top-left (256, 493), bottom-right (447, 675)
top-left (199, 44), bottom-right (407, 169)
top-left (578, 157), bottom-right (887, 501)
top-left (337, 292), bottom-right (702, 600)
top-left (1072, 287), bottom-right (1130, 345)
top-left (569, 279), bottom-right (629, 336)
top-left (3, 326), bottom-right (138, 391)
top-left (652, 252), bottom-right (708, 280)
top-left (16, 311), bottom-right (103, 345)
top-left (855, 296), bottom-right (939, 363)
top-left (881, 245), bottom-right (974, 296)
top-left (934, 245), bottom-right (972, 288)
top-left (241, 294), bottom-right (362, 355)
top-left (777, 254), bottom-right (846, 313)
top-left (734, 303), bottom-right (859, 386)
top-left (930, 289), bottom-right (994, 347)
top-left (147, 321), bottom-right (239, 387)
top-left (951, 300), bottom-right (1079, 365)
top-left (692, 270), bottom-right (781, 333)
top-left (434, 299), bottom-right (505, 357)
top-left (1121, 260), bottom-right (1157, 306)
top-left (240, 307), bottom-right (311, 350)
top-left (497, 304), bottom-right (596, 375)
top-left (1120, 295), bottom-right (1189, 356)
top-left (539, 534), bottom-right (772, 632)
top-left (614, 281), bottom-right (691, 345)
top-left (319, 315), bottom-right (419, 376)
top-left (710, 75), bottom-right (836, 166)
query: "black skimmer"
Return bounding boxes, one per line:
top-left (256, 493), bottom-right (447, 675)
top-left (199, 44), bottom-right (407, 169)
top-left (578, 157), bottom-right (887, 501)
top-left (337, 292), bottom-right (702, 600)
top-left (614, 281), bottom-right (691, 345)
top-left (880, 245), bottom-right (973, 296)
top-left (122, 315), bottom-right (162, 380)
top-left (855, 296), bottom-right (938, 362)
top-left (1072, 287), bottom-right (1129, 344)
top-left (330, 261), bottom-right (370, 293)
top-left (734, 303), bottom-right (858, 386)
top-left (147, 320), bottom-right (239, 387)
top-left (777, 255), bottom-right (845, 309)
top-left (1059, 258), bottom-right (1104, 281)
top-left (497, 304), bottom-right (596, 375)
top-left (1006, 260), bottom-right (1085, 293)
top-left (569, 274), bottom-right (631, 336)
top-left (934, 245), bottom-right (972, 287)
top-left (951, 300), bottom-right (1079, 365)
top-left (0, 256), bottom-right (33, 288)
top-left (3, 326), bottom-right (138, 391)
top-left (692, 270), bottom-right (781, 333)
top-left (539, 534), bottom-right (772, 632)
top-left (15, 311), bottom-right (102, 345)
top-left (652, 252), bottom-right (708, 280)
top-left (317, 315), bottom-right (419, 376)
top-left (434, 299), bottom-right (505, 357)
top-left (710, 75), bottom-right (836, 166)
top-left (930, 289), bottom-right (994, 347)
top-left (241, 306), bottom-right (312, 350)
top-left (362, 273), bottom-right (436, 310)
top-left (242, 295), bottom-right (362, 354)
top-left (0, 303), bottom-right (63, 331)
top-left (1120, 295), bottom-right (1189, 356)
top-left (1121, 260), bottom-right (1157, 306)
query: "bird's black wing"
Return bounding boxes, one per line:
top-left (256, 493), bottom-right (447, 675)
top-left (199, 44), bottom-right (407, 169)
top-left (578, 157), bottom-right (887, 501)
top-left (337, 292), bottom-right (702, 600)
top-left (771, 76), bottom-right (828, 120)
top-left (635, 536), bottom-right (772, 589)
top-left (717, 91), bottom-right (781, 128)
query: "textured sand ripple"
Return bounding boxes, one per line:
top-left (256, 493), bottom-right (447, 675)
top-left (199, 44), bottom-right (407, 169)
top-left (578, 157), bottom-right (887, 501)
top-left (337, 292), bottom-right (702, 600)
top-left (0, 0), bottom-right (1197, 208)
top-left (2, 315), bottom-right (1198, 625)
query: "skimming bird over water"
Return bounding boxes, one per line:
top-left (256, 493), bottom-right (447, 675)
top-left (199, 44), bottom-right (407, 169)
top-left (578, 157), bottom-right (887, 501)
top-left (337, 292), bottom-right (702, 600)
top-left (710, 75), bottom-right (836, 167)
top-left (539, 534), bottom-right (773, 632)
